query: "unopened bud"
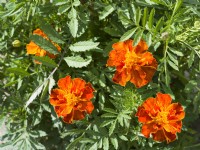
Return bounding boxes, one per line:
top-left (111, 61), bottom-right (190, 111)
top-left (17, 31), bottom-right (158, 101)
top-left (194, 21), bottom-right (200, 29)
top-left (12, 40), bottom-right (21, 47)
top-left (161, 32), bottom-right (169, 40)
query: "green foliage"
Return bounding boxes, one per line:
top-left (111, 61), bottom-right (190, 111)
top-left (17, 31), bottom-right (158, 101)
top-left (1, 0), bottom-right (200, 149)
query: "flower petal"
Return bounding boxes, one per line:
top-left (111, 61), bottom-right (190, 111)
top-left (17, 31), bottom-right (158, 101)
top-left (57, 75), bottom-right (72, 91)
top-left (141, 123), bottom-right (157, 138)
top-left (156, 93), bottom-right (172, 109)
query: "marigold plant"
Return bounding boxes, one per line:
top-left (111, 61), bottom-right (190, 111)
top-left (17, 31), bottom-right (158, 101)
top-left (136, 93), bottom-right (185, 143)
top-left (107, 39), bottom-right (157, 87)
top-left (1, 0), bottom-right (200, 150)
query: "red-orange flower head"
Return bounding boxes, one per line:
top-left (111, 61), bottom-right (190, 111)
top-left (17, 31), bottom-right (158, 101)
top-left (135, 93), bottom-right (185, 143)
top-left (49, 75), bottom-right (95, 124)
top-left (26, 28), bottom-right (61, 64)
top-left (107, 39), bottom-right (157, 88)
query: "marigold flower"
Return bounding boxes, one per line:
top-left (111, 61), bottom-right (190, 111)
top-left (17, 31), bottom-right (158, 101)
top-left (49, 75), bottom-right (95, 124)
top-left (107, 39), bottom-right (157, 88)
top-left (135, 93), bottom-right (185, 143)
top-left (26, 29), bottom-right (61, 64)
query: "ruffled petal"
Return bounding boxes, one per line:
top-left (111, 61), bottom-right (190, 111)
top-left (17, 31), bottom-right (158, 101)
top-left (57, 75), bottom-right (72, 91)
top-left (71, 78), bottom-right (86, 95)
top-left (156, 93), bottom-right (172, 109)
top-left (81, 83), bottom-right (95, 100)
top-left (135, 106), bottom-right (152, 123)
top-left (26, 41), bottom-right (39, 54)
top-left (112, 69), bottom-right (131, 86)
top-left (49, 89), bottom-right (66, 106)
top-left (63, 110), bottom-right (74, 124)
top-left (141, 123), bottom-right (157, 138)
top-left (135, 39), bottom-right (148, 54)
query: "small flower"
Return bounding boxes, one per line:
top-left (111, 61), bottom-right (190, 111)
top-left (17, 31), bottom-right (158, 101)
top-left (107, 39), bottom-right (157, 88)
top-left (135, 93), bottom-right (185, 143)
top-left (49, 75), bottom-right (95, 124)
top-left (26, 29), bottom-right (61, 64)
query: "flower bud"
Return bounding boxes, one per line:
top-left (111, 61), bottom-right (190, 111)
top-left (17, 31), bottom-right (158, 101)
top-left (194, 21), bottom-right (200, 29)
top-left (12, 40), bottom-right (21, 47)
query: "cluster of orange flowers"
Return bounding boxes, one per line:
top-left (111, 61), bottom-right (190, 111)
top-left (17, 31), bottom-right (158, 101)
top-left (26, 29), bottom-right (185, 143)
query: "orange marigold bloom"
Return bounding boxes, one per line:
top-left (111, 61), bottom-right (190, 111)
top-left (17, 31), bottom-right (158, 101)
top-left (49, 75), bottom-right (95, 124)
top-left (26, 29), bottom-right (61, 64)
top-left (135, 93), bottom-right (185, 143)
top-left (107, 39), bottom-right (157, 88)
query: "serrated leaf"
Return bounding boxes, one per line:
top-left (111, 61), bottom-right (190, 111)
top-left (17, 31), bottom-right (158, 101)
top-left (33, 56), bottom-right (58, 68)
top-left (58, 4), bottom-right (71, 14)
top-left (101, 113), bottom-right (117, 118)
top-left (40, 23), bottom-right (64, 44)
top-left (64, 55), bottom-right (92, 68)
top-left (25, 83), bottom-right (45, 108)
top-left (110, 137), bottom-right (118, 150)
top-left (30, 35), bottom-right (59, 55)
top-left (148, 8), bottom-right (155, 29)
top-left (89, 142), bottom-right (98, 150)
top-left (49, 77), bottom-right (55, 94)
top-left (109, 121), bottom-right (116, 136)
top-left (119, 135), bottom-right (128, 141)
top-left (184, 80), bottom-right (197, 93)
top-left (103, 108), bottom-right (118, 114)
top-left (120, 27), bottom-right (138, 41)
top-left (188, 50), bottom-right (195, 68)
top-left (66, 135), bottom-right (84, 150)
top-left (133, 29), bottom-right (144, 46)
top-left (53, 0), bottom-right (68, 6)
top-left (103, 137), bottom-right (109, 150)
top-left (68, 8), bottom-right (78, 37)
top-left (69, 18), bottom-right (78, 38)
top-left (100, 120), bottom-right (114, 127)
top-left (169, 47), bottom-right (184, 56)
top-left (69, 41), bottom-right (99, 52)
top-left (142, 7), bottom-right (148, 27)
top-left (135, 7), bottom-right (141, 26)
top-left (146, 32), bottom-right (152, 46)
top-left (173, 0), bottom-right (183, 15)
top-left (99, 5), bottom-right (115, 20)
top-left (167, 52), bottom-right (178, 66)
top-left (6, 67), bottom-right (30, 76)
top-left (155, 17), bottom-right (164, 32)
top-left (168, 59), bottom-right (179, 71)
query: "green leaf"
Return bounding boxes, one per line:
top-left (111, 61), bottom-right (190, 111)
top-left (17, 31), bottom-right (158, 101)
top-left (169, 47), bottom-right (184, 56)
top-left (120, 27), bottom-right (138, 41)
top-left (110, 137), bottom-right (118, 150)
top-left (145, 32), bottom-right (152, 47)
top-left (188, 50), bottom-right (195, 68)
top-left (33, 56), bottom-right (58, 68)
top-left (184, 80), bottom-right (197, 93)
top-left (100, 120), bottom-right (114, 127)
top-left (133, 29), bottom-right (144, 46)
top-left (89, 142), bottom-right (98, 150)
top-left (119, 135), bottom-right (128, 141)
top-left (68, 8), bottom-right (78, 37)
top-left (101, 113), bottom-right (117, 118)
top-left (155, 17), bottom-right (164, 32)
top-left (173, 0), bottom-right (183, 15)
top-left (99, 5), bottom-right (115, 20)
top-left (103, 108), bottom-right (118, 114)
top-left (64, 55), bottom-right (92, 68)
top-left (142, 7), bottom-right (148, 27)
top-left (6, 68), bottom-right (30, 76)
top-left (167, 59), bottom-right (179, 71)
top-left (135, 7), bottom-right (141, 26)
top-left (66, 135), bottom-right (84, 150)
top-left (40, 23), bottom-right (65, 44)
top-left (109, 121), bottom-right (116, 136)
top-left (148, 8), bottom-right (155, 29)
top-left (58, 4), bottom-right (71, 14)
top-left (167, 52), bottom-right (178, 66)
top-left (69, 41), bottom-right (99, 52)
top-left (48, 77), bottom-right (55, 94)
top-left (103, 137), bottom-right (109, 150)
top-left (25, 81), bottom-right (47, 108)
top-left (53, 0), bottom-right (68, 6)
top-left (30, 35), bottom-right (59, 55)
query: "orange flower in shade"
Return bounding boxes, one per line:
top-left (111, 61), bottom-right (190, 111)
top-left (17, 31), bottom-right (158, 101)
top-left (26, 29), bottom-right (61, 64)
top-left (107, 39), bottom-right (157, 88)
top-left (135, 93), bottom-right (185, 143)
top-left (49, 75), bottom-right (95, 124)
